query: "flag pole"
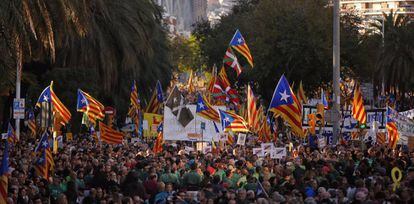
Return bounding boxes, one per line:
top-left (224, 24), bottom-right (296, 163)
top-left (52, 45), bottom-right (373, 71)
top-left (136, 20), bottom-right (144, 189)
top-left (332, 0), bottom-right (341, 145)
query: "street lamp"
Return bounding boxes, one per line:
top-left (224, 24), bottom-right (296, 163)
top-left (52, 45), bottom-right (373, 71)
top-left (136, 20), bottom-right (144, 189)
top-left (332, 0), bottom-right (341, 145)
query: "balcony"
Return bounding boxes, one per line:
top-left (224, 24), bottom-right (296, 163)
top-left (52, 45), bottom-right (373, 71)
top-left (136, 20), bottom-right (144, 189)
top-left (341, 7), bottom-right (414, 15)
top-left (362, 8), bottom-right (414, 15)
top-left (341, 0), bottom-right (414, 3)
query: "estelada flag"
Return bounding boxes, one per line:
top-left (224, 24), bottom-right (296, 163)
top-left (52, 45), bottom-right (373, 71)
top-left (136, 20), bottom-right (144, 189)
top-left (145, 81), bottom-right (164, 114)
top-left (268, 75), bottom-right (304, 137)
top-left (77, 89), bottom-right (105, 124)
top-left (99, 122), bottom-right (124, 144)
top-left (229, 29), bottom-right (253, 67)
top-left (219, 109), bottom-right (249, 132)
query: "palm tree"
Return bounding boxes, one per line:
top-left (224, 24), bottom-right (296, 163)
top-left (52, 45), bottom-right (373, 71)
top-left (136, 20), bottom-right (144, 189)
top-left (0, 1), bottom-right (171, 111)
top-left (373, 10), bottom-right (414, 96)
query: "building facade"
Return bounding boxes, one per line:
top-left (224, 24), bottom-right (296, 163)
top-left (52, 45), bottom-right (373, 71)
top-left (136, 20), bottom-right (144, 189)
top-left (156, 0), bottom-right (207, 36)
top-left (340, 0), bottom-right (414, 18)
top-left (193, 0), bottom-right (208, 22)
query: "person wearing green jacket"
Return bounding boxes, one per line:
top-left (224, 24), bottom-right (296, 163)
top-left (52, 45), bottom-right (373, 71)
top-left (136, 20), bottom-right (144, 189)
top-left (48, 176), bottom-right (65, 201)
top-left (160, 167), bottom-right (180, 186)
top-left (182, 163), bottom-right (202, 189)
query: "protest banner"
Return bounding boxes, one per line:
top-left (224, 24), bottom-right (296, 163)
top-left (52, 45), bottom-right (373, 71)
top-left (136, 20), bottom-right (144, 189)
top-left (237, 133), bottom-right (247, 146)
top-left (271, 147), bottom-right (287, 159)
top-left (253, 148), bottom-right (264, 157)
top-left (143, 113), bottom-right (163, 138)
top-left (164, 105), bottom-right (225, 141)
top-left (261, 143), bottom-right (274, 154)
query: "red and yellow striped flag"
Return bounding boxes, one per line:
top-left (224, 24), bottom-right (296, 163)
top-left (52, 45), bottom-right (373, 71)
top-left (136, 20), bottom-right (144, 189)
top-left (268, 75), bottom-right (304, 137)
top-left (352, 83), bottom-right (367, 124)
top-left (247, 85), bottom-right (259, 132)
top-left (130, 81), bottom-right (141, 135)
top-left (387, 123), bottom-right (399, 149)
top-left (99, 122), bottom-right (124, 144)
top-left (145, 81), bottom-right (164, 114)
top-left (0, 141), bottom-right (10, 204)
top-left (227, 134), bottom-right (235, 145)
top-left (351, 131), bottom-right (359, 140)
top-left (34, 149), bottom-right (54, 180)
top-left (297, 81), bottom-right (307, 106)
top-left (206, 65), bottom-right (218, 102)
top-left (36, 82), bottom-right (72, 125)
top-left (50, 85), bottom-right (72, 124)
top-left (211, 138), bottom-right (219, 154)
top-left (188, 70), bottom-right (195, 94)
top-left (219, 109), bottom-right (249, 132)
top-left (386, 107), bottom-right (399, 149)
top-left (130, 80), bottom-right (141, 110)
top-left (257, 106), bottom-right (266, 130)
top-left (376, 132), bottom-right (386, 145)
top-left (0, 175), bottom-right (7, 204)
top-left (6, 123), bottom-right (17, 144)
top-left (153, 123), bottom-right (163, 154)
top-left (229, 30), bottom-right (254, 67)
top-left (28, 110), bottom-right (37, 137)
top-left (196, 95), bottom-right (220, 122)
top-left (258, 120), bottom-right (271, 143)
top-left (77, 89), bottom-right (105, 124)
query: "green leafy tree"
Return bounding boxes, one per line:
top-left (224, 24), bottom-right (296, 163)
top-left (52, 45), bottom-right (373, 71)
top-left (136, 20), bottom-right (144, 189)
top-left (0, 0), bottom-right (171, 125)
top-left (193, 0), bottom-right (363, 102)
top-left (371, 11), bottom-right (414, 95)
top-left (169, 35), bottom-right (207, 72)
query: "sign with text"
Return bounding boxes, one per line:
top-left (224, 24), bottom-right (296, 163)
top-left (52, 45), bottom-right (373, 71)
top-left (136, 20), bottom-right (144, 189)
top-left (253, 148), bottom-right (264, 157)
top-left (219, 133), bottom-right (228, 141)
top-left (271, 148), bottom-right (287, 159)
top-left (302, 105), bottom-right (386, 130)
top-left (261, 143), bottom-right (274, 154)
top-left (13, 98), bottom-right (25, 119)
top-left (237, 133), bottom-right (247, 146)
top-left (164, 105), bottom-right (225, 141)
top-left (143, 113), bottom-right (163, 138)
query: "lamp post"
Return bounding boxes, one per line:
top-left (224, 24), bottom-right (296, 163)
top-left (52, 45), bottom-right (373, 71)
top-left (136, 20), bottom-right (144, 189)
top-left (332, 0), bottom-right (341, 145)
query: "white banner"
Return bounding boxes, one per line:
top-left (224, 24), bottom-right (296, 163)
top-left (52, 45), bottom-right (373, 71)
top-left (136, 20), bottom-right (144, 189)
top-left (253, 148), bottom-right (264, 157)
top-left (389, 110), bottom-right (414, 137)
top-left (237, 133), bottom-right (247, 146)
top-left (271, 148), bottom-right (287, 159)
top-left (261, 143), bottom-right (274, 154)
top-left (164, 105), bottom-right (225, 141)
top-left (400, 109), bottom-right (414, 119)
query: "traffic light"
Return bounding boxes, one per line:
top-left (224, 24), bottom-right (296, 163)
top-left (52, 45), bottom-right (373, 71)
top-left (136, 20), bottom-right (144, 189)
top-left (308, 113), bottom-right (316, 135)
top-left (316, 103), bottom-right (325, 127)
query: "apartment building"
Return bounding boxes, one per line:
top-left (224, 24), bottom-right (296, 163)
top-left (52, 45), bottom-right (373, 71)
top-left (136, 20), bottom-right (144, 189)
top-left (340, 0), bottom-right (414, 18)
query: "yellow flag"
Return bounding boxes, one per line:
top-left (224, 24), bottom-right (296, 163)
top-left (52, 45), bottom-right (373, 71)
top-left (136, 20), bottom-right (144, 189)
top-left (143, 113), bottom-right (163, 138)
top-left (66, 132), bottom-right (73, 141)
top-left (53, 132), bottom-right (58, 154)
top-left (188, 70), bottom-right (195, 93)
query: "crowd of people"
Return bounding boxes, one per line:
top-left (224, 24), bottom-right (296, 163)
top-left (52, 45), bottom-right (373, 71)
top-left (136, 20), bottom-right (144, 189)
top-left (2, 131), bottom-right (414, 204)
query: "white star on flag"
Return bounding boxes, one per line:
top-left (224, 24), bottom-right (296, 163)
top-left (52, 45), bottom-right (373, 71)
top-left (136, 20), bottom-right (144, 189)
top-left (279, 90), bottom-right (290, 103)
top-left (43, 95), bottom-right (49, 102)
top-left (224, 117), bottom-right (230, 123)
top-left (238, 38), bottom-right (242, 43)
top-left (198, 102), bottom-right (205, 109)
